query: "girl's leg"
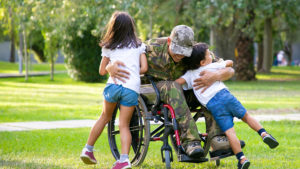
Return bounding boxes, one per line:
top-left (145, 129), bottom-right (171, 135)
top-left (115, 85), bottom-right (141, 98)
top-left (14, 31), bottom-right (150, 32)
top-left (241, 112), bottom-right (266, 138)
top-left (119, 105), bottom-right (135, 155)
top-left (87, 100), bottom-right (117, 146)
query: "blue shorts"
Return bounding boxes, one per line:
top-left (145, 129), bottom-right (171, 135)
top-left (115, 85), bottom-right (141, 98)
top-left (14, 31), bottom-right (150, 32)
top-left (103, 84), bottom-right (138, 107)
top-left (206, 89), bottom-right (247, 132)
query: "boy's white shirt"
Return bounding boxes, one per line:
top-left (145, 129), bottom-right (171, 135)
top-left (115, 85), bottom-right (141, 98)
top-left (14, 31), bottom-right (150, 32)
top-left (101, 43), bottom-right (146, 94)
top-left (181, 61), bottom-right (228, 107)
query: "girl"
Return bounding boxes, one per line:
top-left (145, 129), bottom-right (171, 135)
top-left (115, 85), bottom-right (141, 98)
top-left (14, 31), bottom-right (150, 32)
top-left (176, 43), bottom-right (278, 169)
top-left (80, 11), bottom-right (148, 169)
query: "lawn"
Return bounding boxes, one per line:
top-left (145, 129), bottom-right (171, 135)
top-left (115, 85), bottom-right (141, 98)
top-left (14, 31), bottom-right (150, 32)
top-left (0, 121), bottom-right (299, 169)
top-left (0, 65), bottom-right (299, 122)
top-left (0, 61), bottom-right (66, 74)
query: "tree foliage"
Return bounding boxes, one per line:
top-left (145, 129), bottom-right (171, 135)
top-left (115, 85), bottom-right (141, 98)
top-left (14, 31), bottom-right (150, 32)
top-left (1, 0), bottom-right (299, 81)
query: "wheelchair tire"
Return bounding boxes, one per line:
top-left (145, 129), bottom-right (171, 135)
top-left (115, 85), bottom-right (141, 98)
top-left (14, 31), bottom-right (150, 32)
top-left (164, 150), bottom-right (171, 169)
top-left (108, 96), bottom-right (150, 166)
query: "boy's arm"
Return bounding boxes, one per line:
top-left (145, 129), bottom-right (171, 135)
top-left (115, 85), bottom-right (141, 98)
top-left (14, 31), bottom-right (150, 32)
top-left (175, 78), bottom-right (187, 85)
top-left (140, 53), bottom-right (148, 74)
top-left (99, 56), bottom-right (110, 76)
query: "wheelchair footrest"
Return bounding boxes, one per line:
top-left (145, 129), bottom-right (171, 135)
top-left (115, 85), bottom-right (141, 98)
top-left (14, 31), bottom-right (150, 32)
top-left (209, 149), bottom-right (234, 161)
top-left (178, 153), bottom-right (208, 163)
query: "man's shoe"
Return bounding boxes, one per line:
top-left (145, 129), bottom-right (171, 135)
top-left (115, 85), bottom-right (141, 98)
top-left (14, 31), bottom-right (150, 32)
top-left (263, 134), bottom-right (279, 149)
top-left (185, 141), bottom-right (205, 158)
top-left (112, 159), bottom-right (132, 169)
top-left (237, 160), bottom-right (250, 169)
top-left (210, 135), bottom-right (245, 158)
top-left (80, 148), bottom-right (97, 164)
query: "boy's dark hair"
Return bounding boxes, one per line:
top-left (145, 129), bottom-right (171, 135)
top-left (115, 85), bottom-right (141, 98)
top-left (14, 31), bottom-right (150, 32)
top-left (100, 11), bottom-right (141, 49)
top-left (182, 42), bottom-right (209, 72)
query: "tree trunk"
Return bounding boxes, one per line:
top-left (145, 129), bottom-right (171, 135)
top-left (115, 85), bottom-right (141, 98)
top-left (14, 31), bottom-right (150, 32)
top-left (257, 41), bottom-right (264, 71)
top-left (23, 26), bottom-right (28, 81)
top-left (18, 31), bottom-right (23, 74)
top-left (261, 18), bottom-right (273, 73)
top-left (235, 35), bottom-right (256, 81)
top-left (50, 54), bottom-right (54, 81)
top-left (9, 7), bottom-right (15, 63)
top-left (284, 41), bottom-right (292, 66)
top-left (211, 25), bottom-right (239, 61)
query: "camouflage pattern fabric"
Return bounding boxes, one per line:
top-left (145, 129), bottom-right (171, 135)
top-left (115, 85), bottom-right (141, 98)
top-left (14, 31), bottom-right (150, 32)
top-left (144, 38), bottom-right (200, 148)
top-left (144, 38), bottom-right (226, 149)
top-left (169, 25), bottom-right (194, 57)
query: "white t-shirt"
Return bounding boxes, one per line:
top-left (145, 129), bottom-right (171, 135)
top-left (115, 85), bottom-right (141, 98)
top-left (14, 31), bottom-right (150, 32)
top-left (101, 43), bottom-right (146, 94)
top-left (181, 61), bottom-right (228, 107)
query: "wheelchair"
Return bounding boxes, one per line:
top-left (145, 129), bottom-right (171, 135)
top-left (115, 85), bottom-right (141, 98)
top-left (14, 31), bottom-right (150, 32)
top-left (107, 75), bottom-right (241, 169)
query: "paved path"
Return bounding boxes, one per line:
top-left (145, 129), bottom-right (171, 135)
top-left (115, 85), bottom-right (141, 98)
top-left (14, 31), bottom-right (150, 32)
top-left (1, 114), bottom-right (299, 132)
top-left (0, 71), bottom-right (66, 78)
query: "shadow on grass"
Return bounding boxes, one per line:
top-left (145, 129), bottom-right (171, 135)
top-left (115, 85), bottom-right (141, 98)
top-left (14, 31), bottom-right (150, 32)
top-left (0, 159), bottom-right (63, 169)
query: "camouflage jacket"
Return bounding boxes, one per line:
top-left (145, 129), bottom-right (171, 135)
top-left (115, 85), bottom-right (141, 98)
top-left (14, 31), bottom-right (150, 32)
top-left (145, 37), bottom-right (185, 81)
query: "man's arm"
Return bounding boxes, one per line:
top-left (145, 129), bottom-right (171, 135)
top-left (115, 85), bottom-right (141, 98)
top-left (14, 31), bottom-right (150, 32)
top-left (106, 61), bottom-right (130, 83)
top-left (193, 67), bottom-right (235, 92)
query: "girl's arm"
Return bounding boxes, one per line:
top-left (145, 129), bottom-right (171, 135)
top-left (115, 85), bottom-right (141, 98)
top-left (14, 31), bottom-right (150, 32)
top-left (99, 56), bottom-right (110, 76)
top-left (140, 53), bottom-right (148, 74)
top-left (225, 60), bottom-right (233, 67)
top-left (175, 78), bottom-right (186, 85)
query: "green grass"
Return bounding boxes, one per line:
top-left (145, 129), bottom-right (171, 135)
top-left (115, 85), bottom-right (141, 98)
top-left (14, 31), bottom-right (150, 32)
top-left (0, 74), bottom-right (105, 122)
top-left (0, 61), bottom-right (66, 73)
top-left (0, 121), bottom-right (299, 169)
top-left (0, 66), bottom-right (300, 122)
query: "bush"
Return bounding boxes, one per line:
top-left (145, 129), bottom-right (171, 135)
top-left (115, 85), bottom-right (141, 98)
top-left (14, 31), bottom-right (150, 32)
top-left (63, 19), bottom-right (106, 82)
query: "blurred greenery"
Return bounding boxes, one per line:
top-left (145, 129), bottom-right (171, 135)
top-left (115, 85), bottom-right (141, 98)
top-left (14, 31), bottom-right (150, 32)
top-left (0, 121), bottom-right (299, 168)
top-left (1, 0), bottom-right (299, 81)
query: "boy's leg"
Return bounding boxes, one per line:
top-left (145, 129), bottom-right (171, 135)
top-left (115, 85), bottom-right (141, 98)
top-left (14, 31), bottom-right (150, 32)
top-left (242, 112), bottom-right (279, 149)
top-left (225, 128), bottom-right (251, 169)
top-left (241, 112), bottom-right (263, 134)
top-left (119, 105), bottom-right (135, 155)
top-left (224, 127), bottom-right (242, 155)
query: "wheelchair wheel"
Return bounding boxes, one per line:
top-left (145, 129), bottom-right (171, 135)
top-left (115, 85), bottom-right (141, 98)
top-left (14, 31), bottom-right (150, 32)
top-left (164, 150), bottom-right (171, 169)
top-left (108, 96), bottom-right (150, 166)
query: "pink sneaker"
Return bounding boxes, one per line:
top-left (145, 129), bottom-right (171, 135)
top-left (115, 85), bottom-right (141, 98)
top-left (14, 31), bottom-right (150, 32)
top-left (80, 148), bottom-right (97, 164)
top-left (112, 159), bottom-right (132, 169)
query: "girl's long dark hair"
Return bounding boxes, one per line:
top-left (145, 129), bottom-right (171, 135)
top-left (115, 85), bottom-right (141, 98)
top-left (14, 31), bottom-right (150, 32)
top-left (100, 11), bottom-right (141, 49)
top-left (182, 43), bottom-right (209, 73)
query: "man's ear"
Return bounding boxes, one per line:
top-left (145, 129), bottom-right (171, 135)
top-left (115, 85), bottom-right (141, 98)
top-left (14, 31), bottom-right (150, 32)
top-left (167, 37), bottom-right (171, 45)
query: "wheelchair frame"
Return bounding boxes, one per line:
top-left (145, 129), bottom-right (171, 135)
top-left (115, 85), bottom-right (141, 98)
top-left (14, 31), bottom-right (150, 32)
top-left (107, 75), bottom-right (237, 168)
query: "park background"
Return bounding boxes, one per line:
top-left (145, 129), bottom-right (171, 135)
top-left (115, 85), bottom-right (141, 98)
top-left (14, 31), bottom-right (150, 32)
top-left (0, 0), bottom-right (300, 169)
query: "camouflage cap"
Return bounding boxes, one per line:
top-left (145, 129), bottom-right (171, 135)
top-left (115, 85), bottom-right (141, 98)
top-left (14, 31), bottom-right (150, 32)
top-left (170, 25), bottom-right (194, 57)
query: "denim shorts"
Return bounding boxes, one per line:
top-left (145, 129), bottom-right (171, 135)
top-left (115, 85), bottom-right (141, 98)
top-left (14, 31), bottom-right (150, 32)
top-left (103, 84), bottom-right (138, 106)
top-left (206, 89), bottom-right (247, 132)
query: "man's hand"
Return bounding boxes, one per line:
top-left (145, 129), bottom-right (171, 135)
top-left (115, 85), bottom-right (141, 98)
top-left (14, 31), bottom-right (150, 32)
top-left (193, 70), bottom-right (217, 93)
top-left (106, 61), bottom-right (130, 83)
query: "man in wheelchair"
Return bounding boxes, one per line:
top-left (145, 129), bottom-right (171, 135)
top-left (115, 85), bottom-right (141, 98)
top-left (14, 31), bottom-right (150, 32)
top-left (106, 25), bottom-right (241, 158)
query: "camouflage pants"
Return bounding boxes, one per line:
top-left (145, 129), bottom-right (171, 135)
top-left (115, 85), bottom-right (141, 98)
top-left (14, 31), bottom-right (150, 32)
top-left (156, 81), bottom-right (201, 148)
top-left (183, 89), bottom-right (224, 142)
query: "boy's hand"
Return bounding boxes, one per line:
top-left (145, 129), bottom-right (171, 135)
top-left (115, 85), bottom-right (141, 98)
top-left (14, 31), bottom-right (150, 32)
top-left (106, 61), bottom-right (130, 83)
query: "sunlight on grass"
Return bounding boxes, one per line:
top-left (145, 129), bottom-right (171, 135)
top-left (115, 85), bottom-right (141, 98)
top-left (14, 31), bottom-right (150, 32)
top-left (0, 121), bottom-right (299, 169)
